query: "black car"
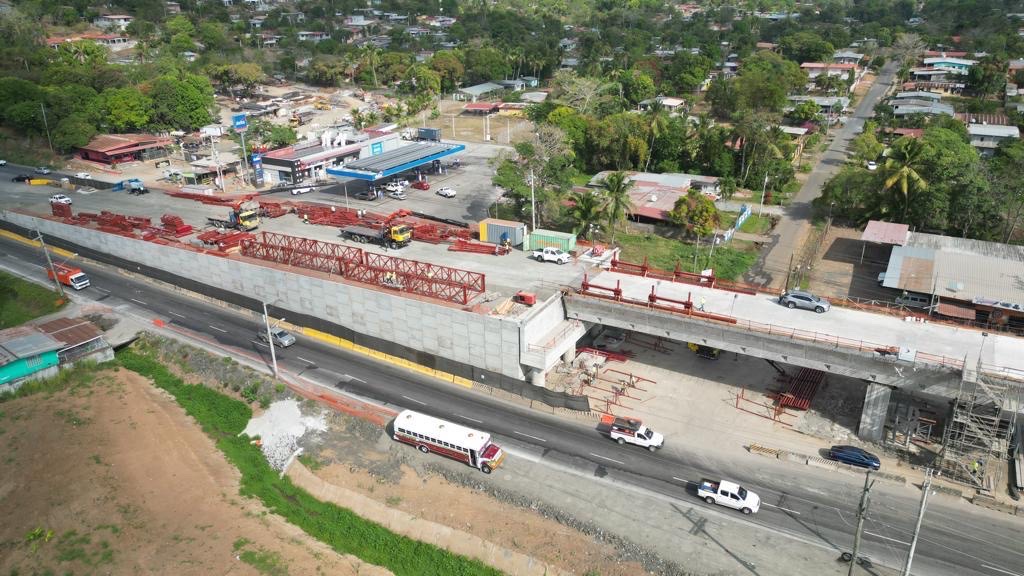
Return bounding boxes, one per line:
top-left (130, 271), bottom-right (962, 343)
top-left (827, 445), bottom-right (881, 470)
top-left (11, 174), bottom-right (31, 182)
top-left (353, 190), bottom-right (378, 201)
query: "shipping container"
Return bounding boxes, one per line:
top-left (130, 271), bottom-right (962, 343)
top-left (418, 127), bottom-right (441, 141)
top-left (479, 218), bottom-right (526, 246)
top-left (526, 229), bottom-right (576, 252)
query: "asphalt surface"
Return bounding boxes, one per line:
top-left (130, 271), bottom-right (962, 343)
top-left (1, 231), bottom-right (1022, 576)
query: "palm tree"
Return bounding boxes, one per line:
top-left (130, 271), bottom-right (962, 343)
top-left (567, 189), bottom-right (605, 241)
top-left (361, 45), bottom-right (380, 88)
top-left (643, 101), bottom-right (669, 172)
top-left (881, 137), bottom-right (928, 222)
top-left (599, 171), bottom-right (635, 244)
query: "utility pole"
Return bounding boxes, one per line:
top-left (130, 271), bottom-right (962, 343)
top-left (529, 167), bottom-right (536, 231)
top-left (848, 470), bottom-right (875, 576)
top-left (39, 103), bottom-right (54, 155)
top-left (758, 171), bottom-right (769, 217)
top-left (902, 469), bottom-right (933, 576)
top-left (262, 300), bottom-right (279, 379)
top-left (34, 229), bottom-right (64, 298)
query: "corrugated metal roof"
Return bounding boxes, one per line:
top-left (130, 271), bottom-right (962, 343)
top-left (35, 317), bottom-right (103, 348)
top-left (861, 221), bottom-right (910, 245)
top-left (0, 326), bottom-right (63, 361)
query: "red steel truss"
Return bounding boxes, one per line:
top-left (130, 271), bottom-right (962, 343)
top-left (240, 231), bottom-right (361, 275)
top-left (239, 232), bottom-right (485, 305)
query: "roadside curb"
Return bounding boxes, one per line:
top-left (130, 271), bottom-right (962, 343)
top-left (971, 494), bottom-right (1022, 516)
top-left (748, 444), bottom-right (907, 485)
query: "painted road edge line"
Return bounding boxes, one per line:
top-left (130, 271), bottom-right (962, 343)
top-left (513, 431), bottom-right (547, 442)
top-left (589, 453), bottom-right (624, 465)
top-left (401, 395), bottom-right (427, 406)
top-left (208, 324), bottom-right (228, 333)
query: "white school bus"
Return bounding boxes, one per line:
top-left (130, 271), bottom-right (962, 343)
top-left (392, 410), bottom-right (506, 474)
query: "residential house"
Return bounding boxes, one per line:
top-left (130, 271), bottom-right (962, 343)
top-left (893, 90), bottom-right (942, 102)
top-left (638, 96), bottom-right (687, 114)
top-left (0, 318), bottom-right (112, 393)
top-left (455, 82), bottom-right (503, 102)
top-left (833, 51), bottom-right (865, 65)
top-left (166, 2), bottom-right (181, 14)
top-left (967, 124), bottom-right (1020, 156)
top-left (560, 58), bottom-right (579, 69)
top-left (559, 38), bottom-right (577, 51)
top-left (93, 14), bottom-right (134, 31)
top-left (800, 62), bottom-right (860, 86)
top-left (890, 99), bottom-right (955, 117)
top-left (250, 17), bottom-right (265, 29)
top-left (297, 31), bottom-right (329, 43)
top-left (787, 95), bottom-right (850, 113)
top-left (48, 34), bottom-right (136, 52)
top-left (281, 12), bottom-right (305, 24)
top-left (495, 79), bottom-right (526, 91)
top-left (922, 56), bottom-right (977, 73)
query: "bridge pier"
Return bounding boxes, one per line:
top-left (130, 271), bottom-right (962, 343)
top-left (858, 383), bottom-right (892, 442)
top-left (531, 369), bottom-right (546, 387)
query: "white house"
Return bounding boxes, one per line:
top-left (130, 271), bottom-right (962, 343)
top-left (297, 31), bottom-right (329, 43)
top-left (967, 124), bottom-right (1020, 156)
top-left (93, 14), bottom-right (134, 31)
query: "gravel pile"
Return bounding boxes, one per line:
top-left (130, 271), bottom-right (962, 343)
top-left (242, 400), bottom-right (327, 471)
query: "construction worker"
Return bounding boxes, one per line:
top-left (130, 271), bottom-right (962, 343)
top-left (972, 459), bottom-right (981, 477)
top-left (698, 296), bottom-right (706, 311)
top-left (302, 213), bottom-right (309, 224)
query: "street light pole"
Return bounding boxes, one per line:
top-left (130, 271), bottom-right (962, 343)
top-left (758, 171), bottom-right (769, 217)
top-left (262, 300), bottom-right (279, 379)
top-left (902, 469), bottom-right (932, 576)
top-left (34, 229), bottom-right (64, 298)
top-left (529, 167), bottom-right (537, 231)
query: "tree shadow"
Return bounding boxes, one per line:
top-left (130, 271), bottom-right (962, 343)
top-left (670, 501), bottom-right (762, 576)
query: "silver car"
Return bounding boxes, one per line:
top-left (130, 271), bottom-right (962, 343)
top-left (779, 290), bottom-right (830, 313)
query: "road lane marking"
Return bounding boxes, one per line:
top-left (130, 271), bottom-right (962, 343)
top-left (401, 395), bottom-right (426, 406)
top-left (589, 453), bottom-right (624, 465)
top-left (863, 531), bottom-right (909, 545)
top-left (458, 415), bottom-right (483, 424)
top-left (168, 311), bottom-right (186, 318)
top-left (982, 565), bottom-right (1023, 576)
top-left (760, 503), bottom-right (801, 515)
top-left (208, 325), bottom-right (228, 333)
top-left (672, 476), bottom-right (688, 483)
top-left (513, 431), bottom-right (547, 442)
top-left (93, 287), bottom-right (110, 294)
top-left (296, 356), bottom-right (315, 365)
top-left (130, 298), bottom-right (147, 305)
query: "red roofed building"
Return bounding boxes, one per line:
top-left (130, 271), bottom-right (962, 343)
top-left (78, 133), bottom-right (173, 165)
top-left (47, 33), bottom-right (135, 52)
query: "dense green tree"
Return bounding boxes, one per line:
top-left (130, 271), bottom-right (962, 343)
top-left (52, 114), bottom-right (97, 152)
top-left (210, 63), bottom-right (265, 97)
top-left (98, 87), bottom-right (152, 131)
top-left (165, 15), bottom-right (196, 37)
top-left (789, 100), bottom-right (820, 124)
top-left (567, 189), bottom-right (605, 241)
top-left (779, 31), bottom-right (834, 63)
top-left (881, 137), bottom-right (929, 223)
top-left (967, 56), bottom-right (1007, 99)
top-left (669, 189), bottom-right (720, 238)
top-left (463, 46), bottom-right (511, 84)
top-left (429, 51), bottom-right (465, 92)
top-left (45, 84), bottom-right (99, 125)
top-left (148, 73), bottom-right (213, 130)
top-left (402, 64), bottom-right (441, 95)
top-left (615, 69), bottom-right (655, 106)
top-left (666, 52), bottom-right (713, 93)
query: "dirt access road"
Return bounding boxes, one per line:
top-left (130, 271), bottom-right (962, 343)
top-left (0, 370), bottom-right (388, 576)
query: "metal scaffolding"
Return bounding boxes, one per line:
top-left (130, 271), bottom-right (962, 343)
top-left (940, 355), bottom-right (1023, 486)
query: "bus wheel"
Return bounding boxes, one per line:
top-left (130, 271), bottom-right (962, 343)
top-left (417, 445), bottom-right (429, 454)
top-left (481, 463), bottom-right (492, 474)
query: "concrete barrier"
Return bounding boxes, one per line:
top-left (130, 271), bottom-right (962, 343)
top-left (807, 456), bottom-right (839, 471)
top-left (971, 495), bottom-right (1020, 516)
top-left (748, 444), bottom-right (781, 458)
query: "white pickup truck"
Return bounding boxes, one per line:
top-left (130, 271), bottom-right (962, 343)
top-left (532, 246), bottom-right (571, 265)
top-left (697, 479), bottom-right (760, 514)
top-left (600, 416), bottom-right (664, 451)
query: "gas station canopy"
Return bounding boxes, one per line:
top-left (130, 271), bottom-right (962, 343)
top-left (326, 142), bottom-right (465, 182)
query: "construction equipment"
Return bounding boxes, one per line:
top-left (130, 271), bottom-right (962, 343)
top-left (314, 99), bottom-right (331, 111)
top-left (208, 200), bottom-right (260, 231)
top-left (340, 223), bottom-right (412, 249)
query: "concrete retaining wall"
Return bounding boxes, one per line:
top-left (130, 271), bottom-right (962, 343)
top-left (3, 211), bottom-right (526, 380)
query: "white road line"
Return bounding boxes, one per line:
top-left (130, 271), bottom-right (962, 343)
top-left (296, 356), bottom-right (315, 365)
top-left (348, 375), bottom-right (366, 384)
top-left (401, 395), bottom-right (427, 406)
top-left (760, 503), bottom-right (801, 515)
top-left (672, 476), bottom-right (688, 483)
top-left (208, 324), bottom-right (228, 333)
top-left (93, 287), bottom-right (110, 294)
top-left (982, 565), bottom-right (1024, 576)
top-left (129, 298), bottom-right (147, 305)
top-left (513, 431), bottom-right (547, 442)
top-left (863, 531), bottom-right (909, 546)
top-left (589, 453), bottom-right (624, 465)
top-left (458, 415), bottom-right (483, 424)
top-left (168, 311), bottom-right (186, 318)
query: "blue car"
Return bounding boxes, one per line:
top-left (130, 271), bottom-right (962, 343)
top-left (828, 445), bottom-right (880, 470)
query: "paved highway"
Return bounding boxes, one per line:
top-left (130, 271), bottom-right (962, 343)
top-left (1, 233), bottom-right (1022, 576)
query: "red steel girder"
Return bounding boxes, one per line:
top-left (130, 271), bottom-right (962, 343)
top-left (241, 231), bottom-right (363, 275)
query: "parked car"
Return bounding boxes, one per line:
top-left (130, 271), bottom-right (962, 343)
top-left (778, 290), bottom-right (830, 313)
top-left (353, 190), bottom-right (377, 201)
top-left (387, 190), bottom-right (407, 200)
top-left (866, 161), bottom-right (878, 171)
top-left (49, 194), bottom-right (72, 205)
top-left (0, 159), bottom-right (7, 166)
top-left (436, 187), bottom-right (456, 198)
top-left (411, 180), bottom-right (430, 190)
top-left (76, 186), bottom-right (98, 194)
top-left (291, 186), bottom-right (314, 195)
top-left (34, 166), bottom-right (51, 175)
top-left (11, 174), bottom-right (30, 182)
top-left (385, 181), bottom-right (405, 192)
top-left (74, 172), bottom-right (92, 179)
top-left (827, 445), bottom-right (880, 470)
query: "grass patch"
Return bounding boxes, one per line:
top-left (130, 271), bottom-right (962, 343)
top-left (616, 232), bottom-right (758, 281)
top-left (0, 270), bottom-right (67, 328)
top-left (117, 345), bottom-right (503, 576)
top-left (571, 172), bottom-right (594, 186)
top-left (739, 214), bottom-right (773, 235)
top-left (240, 548), bottom-right (289, 576)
